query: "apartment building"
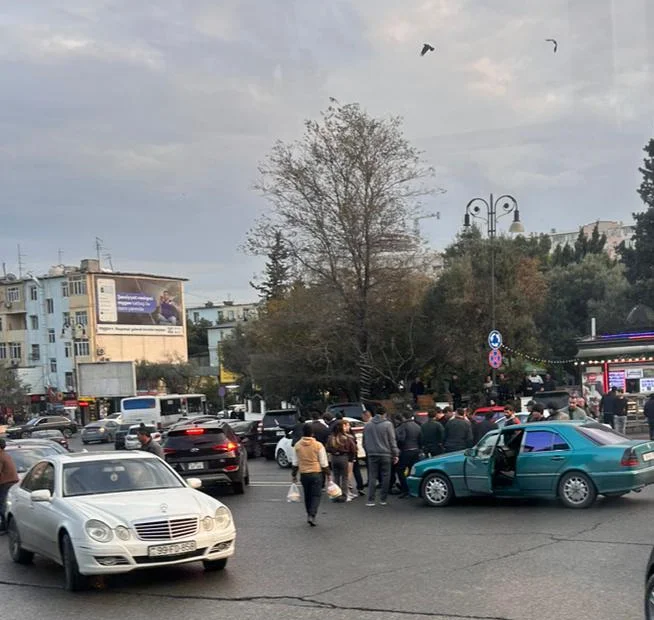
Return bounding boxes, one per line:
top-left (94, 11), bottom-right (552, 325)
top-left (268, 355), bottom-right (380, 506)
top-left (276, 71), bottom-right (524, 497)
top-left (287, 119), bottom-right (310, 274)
top-left (0, 259), bottom-right (187, 410)
top-left (548, 220), bottom-right (635, 259)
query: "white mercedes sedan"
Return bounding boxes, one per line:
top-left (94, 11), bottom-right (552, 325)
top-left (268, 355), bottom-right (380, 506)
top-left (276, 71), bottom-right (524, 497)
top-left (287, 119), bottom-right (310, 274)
top-left (4, 451), bottom-right (236, 591)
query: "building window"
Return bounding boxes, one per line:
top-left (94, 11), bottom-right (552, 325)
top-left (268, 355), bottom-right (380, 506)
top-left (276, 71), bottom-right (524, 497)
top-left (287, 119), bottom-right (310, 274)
top-left (30, 286), bottom-right (38, 301)
top-left (69, 278), bottom-right (87, 296)
top-left (61, 281), bottom-right (69, 297)
top-left (6, 287), bottom-right (20, 303)
top-left (9, 342), bottom-right (21, 359)
top-left (62, 312), bottom-right (71, 328)
top-left (64, 342), bottom-right (72, 358)
top-left (65, 372), bottom-right (74, 390)
top-left (50, 358), bottom-right (57, 373)
top-left (29, 315), bottom-right (39, 330)
top-left (0, 317), bottom-right (3, 331)
top-left (74, 341), bottom-right (90, 357)
top-left (0, 343), bottom-right (5, 359)
top-left (228, 310), bottom-right (235, 321)
top-left (217, 311), bottom-right (224, 322)
top-left (193, 312), bottom-right (200, 323)
top-left (46, 298), bottom-right (54, 314)
top-left (75, 310), bottom-right (88, 326)
top-left (31, 344), bottom-right (40, 361)
top-left (48, 328), bottom-right (56, 344)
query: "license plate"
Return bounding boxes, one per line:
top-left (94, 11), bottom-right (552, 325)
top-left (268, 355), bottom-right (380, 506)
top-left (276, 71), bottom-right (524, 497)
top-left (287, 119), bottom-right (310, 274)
top-left (187, 462), bottom-right (205, 470)
top-left (276, 431), bottom-right (285, 436)
top-left (148, 541), bottom-right (196, 557)
top-left (643, 452), bottom-right (654, 462)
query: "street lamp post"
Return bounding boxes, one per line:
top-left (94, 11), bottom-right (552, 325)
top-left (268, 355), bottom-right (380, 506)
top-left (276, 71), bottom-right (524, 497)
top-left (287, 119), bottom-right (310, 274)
top-left (463, 194), bottom-right (524, 383)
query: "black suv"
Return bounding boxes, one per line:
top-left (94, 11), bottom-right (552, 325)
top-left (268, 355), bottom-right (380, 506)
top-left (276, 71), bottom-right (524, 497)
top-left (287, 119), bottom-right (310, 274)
top-left (114, 423), bottom-right (134, 450)
top-left (5, 416), bottom-right (78, 439)
top-left (259, 410), bottom-right (300, 460)
top-left (163, 421), bottom-right (249, 494)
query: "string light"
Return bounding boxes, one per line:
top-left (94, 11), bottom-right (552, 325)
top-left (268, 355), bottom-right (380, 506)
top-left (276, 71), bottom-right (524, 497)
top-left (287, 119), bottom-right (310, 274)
top-left (500, 344), bottom-right (577, 365)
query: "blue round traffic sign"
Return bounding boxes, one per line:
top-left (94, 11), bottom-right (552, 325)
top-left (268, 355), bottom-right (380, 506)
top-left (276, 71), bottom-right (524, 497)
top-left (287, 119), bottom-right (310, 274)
top-left (488, 330), bottom-right (502, 350)
top-left (488, 349), bottom-right (503, 369)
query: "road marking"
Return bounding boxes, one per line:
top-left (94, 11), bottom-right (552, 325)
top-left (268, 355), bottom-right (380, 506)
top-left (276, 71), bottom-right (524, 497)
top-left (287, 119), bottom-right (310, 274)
top-left (249, 482), bottom-right (293, 487)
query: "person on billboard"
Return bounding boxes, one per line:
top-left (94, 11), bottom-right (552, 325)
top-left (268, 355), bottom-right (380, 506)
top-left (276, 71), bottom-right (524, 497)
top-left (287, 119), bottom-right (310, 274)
top-left (156, 289), bottom-right (180, 325)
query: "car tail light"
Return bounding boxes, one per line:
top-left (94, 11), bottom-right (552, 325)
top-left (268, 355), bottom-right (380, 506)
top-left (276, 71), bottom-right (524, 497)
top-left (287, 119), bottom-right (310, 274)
top-left (164, 448), bottom-right (177, 455)
top-left (185, 428), bottom-right (205, 435)
top-left (257, 422), bottom-right (263, 433)
top-left (621, 448), bottom-right (639, 467)
top-left (212, 442), bottom-right (239, 452)
top-left (224, 465), bottom-right (239, 472)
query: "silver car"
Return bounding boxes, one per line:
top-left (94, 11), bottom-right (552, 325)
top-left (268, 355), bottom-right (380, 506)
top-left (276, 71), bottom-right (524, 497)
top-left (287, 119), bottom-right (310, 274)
top-left (81, 420), bottom-right (120, 444)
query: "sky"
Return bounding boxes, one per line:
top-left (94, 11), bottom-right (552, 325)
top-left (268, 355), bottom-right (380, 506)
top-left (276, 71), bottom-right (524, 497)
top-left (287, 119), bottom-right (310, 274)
top-left (1, 0), bottom-right (653, 306)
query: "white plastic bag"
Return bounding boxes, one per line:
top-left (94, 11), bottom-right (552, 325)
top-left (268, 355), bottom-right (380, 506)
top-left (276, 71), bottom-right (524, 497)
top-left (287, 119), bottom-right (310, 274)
top-left (326, 480), bottom-right (342, 499)
top-left (287, 482), bottom-right (301, 503)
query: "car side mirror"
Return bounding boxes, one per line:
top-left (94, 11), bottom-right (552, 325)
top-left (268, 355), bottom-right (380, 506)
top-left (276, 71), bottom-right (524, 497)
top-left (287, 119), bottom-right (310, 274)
top-left (187, 478), bottom-right (202, 490)
top-left (31, 489), bottom-right (52, 502)
top-left (464, 448), bottom-right (474, 457)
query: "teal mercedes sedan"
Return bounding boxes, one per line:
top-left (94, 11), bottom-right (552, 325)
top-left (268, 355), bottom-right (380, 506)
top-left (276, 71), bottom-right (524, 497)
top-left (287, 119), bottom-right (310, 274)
top-left (407, 421), bottom-right (654, 509)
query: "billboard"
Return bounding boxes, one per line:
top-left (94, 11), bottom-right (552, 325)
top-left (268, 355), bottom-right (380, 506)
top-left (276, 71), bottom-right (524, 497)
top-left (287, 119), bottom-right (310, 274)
top-left (95, 276), bottom-right (184, 336)
top-left (77, 361), bottom-right (137, 397)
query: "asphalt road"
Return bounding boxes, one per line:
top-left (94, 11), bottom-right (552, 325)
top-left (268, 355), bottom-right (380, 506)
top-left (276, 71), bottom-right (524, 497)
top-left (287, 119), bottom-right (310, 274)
top-left (1, 436), bottom-right (651, 620)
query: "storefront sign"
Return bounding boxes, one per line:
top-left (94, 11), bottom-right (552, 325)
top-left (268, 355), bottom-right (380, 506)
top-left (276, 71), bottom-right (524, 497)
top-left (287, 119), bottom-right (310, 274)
top-left (626, 368), bottom-right (644, 379)
top-left (608, 370), bottom-right (626, 390)
top-left (641, 378), bottom-right (654, 392)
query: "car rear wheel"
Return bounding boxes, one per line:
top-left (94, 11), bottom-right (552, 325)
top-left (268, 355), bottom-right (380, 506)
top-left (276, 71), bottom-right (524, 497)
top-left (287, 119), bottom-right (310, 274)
top-left (276, 450), bottom-right (290, 468)
top-left (62, 429), bottom-right (73, 439)
top-left (20, 432), bottom-right (30, 439)
top-left (8, 518), bottom-right (34, 565)
top-left (253, 443), bottom-right (263, 459)
top-left (203, 558), bottom-right (227, 571)
top-left (61, 532), bottom-right (88, 592)
top-left (421, 472), bottom-right (454, 507)
top-left (558, 471), bottom-right (597, 509)
top-left (232, 480), bottom-right (245, 495)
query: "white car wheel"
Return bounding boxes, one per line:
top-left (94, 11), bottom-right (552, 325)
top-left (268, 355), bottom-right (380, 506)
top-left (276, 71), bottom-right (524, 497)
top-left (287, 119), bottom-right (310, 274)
top-left (276, 449), bottom-right (290, 468)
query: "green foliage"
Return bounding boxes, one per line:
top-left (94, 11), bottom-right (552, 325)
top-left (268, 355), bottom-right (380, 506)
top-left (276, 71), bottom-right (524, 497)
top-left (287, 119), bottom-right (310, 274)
top-left (0, 366), bottom-right (27, 411)
top-left (250, 230), bottom-right (292, 302)
top-left (135, 359), bottom-right (203, 395)
top-left (186, 318), bottom-right (212, 359)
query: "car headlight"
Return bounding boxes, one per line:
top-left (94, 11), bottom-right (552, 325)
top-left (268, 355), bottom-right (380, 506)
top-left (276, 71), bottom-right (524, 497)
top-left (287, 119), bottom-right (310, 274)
top-left (214, 506), bottom-right (232, 528)
top-left (85, 519), bottom-right (114, 543)
top-left (409, 465), bottom-right (417, 477)
top-left (115, 526), bottom-right (131, 541)
top-left (202, 516), bottom-right (214, 531)
top-left (99, 427), bottom-right (105, 433)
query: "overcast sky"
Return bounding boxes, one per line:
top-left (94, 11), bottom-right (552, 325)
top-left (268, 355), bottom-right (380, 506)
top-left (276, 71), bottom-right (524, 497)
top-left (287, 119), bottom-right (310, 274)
top-left (2, 0), bottom-right (653, 306)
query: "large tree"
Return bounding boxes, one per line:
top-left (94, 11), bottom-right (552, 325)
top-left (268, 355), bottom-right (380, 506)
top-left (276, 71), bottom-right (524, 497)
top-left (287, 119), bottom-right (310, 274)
top-left (248, 102), bottom-right (435, 397)
top-left (0, 366), bottom-right (27, 414)
top-left (620, 136), bottom-right (654, 308)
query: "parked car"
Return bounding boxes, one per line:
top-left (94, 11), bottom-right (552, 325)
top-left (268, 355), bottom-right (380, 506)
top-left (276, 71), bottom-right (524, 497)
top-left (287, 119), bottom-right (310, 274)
top-left (228, 420), bottom-right (262, 458)
top-left (6, 416), bottom-right (78, 439)
top-left (114, 423), bottom-right (134, 450)
top-left (124, 424), bottom-right (161, 450)
top-left (163, 421), bottom-right (249, 494)
top-left (5, 439), bottom-right (69, 481)
top-left (274, 417), bottom-right (366, 468)
top-left (645, 546), bottom-right (654, 619)
top-left (29, 429), bottom-right (69, 450)
top-left (258, 409), bottom-right (301, 460)
top-left (5, 451), bottom-right (236, 591)
top-left (408, 421), bottom-right (654, 509)
top-left (81, 419), bottom-right (120, 444)
top-left (532, 390), bottom-right (570, 411)
top-left (326, 402), bottom-right (366, 421)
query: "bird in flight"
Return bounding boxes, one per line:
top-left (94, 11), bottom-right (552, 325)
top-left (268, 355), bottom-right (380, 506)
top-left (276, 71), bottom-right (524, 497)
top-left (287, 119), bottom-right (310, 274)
top-left (420, 43), bottom-right (435, 56)
top-left (545, 38), bottom-right (558, 53)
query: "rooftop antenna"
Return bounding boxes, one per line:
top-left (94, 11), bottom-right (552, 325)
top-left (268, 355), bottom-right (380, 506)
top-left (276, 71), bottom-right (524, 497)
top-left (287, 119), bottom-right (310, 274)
top-left (57, 249), bottom-right (64, 265)
top-left (103, 251), bottom-right (114, 271)
top-left (17, 244), bottom-right (25, 279)
top-left (95, 237), bottom-right (103, 265)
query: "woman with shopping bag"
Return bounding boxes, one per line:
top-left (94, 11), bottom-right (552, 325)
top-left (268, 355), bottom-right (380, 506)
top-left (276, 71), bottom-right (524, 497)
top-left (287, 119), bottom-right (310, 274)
top-left (326, 420), bottom-right (357, 503)
top-left (291, 423), bottom-right (331, 526)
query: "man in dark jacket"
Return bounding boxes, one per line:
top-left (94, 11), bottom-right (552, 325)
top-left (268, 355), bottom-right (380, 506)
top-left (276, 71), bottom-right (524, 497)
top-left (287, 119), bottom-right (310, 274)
top-left (309, 410), bottom-right (330, 445)
top-left (396, 412), bottom-right (422, 498)
top-left (473, 412), bottom-right (497, 444)
top-left (443, 408), bottom-right (473, 452)
top-left (644, 393), bottom-right (654, 440)
top-left (600, 387), bottom-right (618, 429)
top-left (502, 405), bottom-right (521, 427)
top-left (362, 407), bottom-right (399, 506)
top-left (421, 410), bottom-right (445, 457)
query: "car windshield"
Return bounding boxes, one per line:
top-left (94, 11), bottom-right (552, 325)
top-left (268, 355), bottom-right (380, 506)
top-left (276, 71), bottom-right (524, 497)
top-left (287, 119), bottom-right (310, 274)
top-left (8, 448), bottom-right (57, 473)
top-left (63, 459), bottom-right (184, 497)
top-left (328, 405), bottom-right (364, 419)
top-left (228, 421), bottom-right (251, 433)
top-left (263, 413), bottom-right (297, 428)
top-left (24, 419), bottom-right (40, 426)
top-left (577, 425), bottom-right (630, 445)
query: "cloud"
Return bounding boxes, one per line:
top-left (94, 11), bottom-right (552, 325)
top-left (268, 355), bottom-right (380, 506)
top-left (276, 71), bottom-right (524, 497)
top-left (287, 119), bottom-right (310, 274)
top-left (0, 0), bottom-right (652, 299)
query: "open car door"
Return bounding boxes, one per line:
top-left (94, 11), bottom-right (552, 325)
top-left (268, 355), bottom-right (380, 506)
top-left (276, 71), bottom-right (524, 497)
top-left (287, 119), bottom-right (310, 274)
top-left (464, 431), bottom-right (500, 494)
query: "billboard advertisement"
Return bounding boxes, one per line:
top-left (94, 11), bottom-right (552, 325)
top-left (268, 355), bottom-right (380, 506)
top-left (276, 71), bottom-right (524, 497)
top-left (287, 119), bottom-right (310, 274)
top-left (95, 276), bottom-right (184, 336)
top-left (78, 361), bottom-right (137, 397)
